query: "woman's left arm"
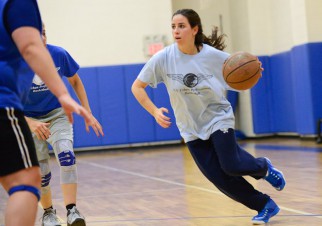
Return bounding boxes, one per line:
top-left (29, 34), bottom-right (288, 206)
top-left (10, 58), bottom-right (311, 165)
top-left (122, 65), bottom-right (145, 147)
top-left (68, 74), bottom-right (104, 136)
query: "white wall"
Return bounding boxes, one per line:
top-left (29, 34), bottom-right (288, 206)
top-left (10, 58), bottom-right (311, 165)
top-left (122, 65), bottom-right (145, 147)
top-left (306, 0), bottom-right (322, 43)
top-left (228, 0), bottom-right (322, 55)
top-left (38, 0), bottom-right (173, 67)
top-left (38, 0), bottom-right (322, 67)
top-left (290, 0), bottom-right (308, 46)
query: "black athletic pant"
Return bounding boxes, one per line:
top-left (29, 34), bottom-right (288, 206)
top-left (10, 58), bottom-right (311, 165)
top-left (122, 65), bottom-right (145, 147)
top-left (186, 128), bottom-right (270, 211)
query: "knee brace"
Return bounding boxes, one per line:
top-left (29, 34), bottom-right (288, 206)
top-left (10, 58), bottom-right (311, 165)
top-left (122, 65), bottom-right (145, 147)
top-left (8, 185), bottom-right (40, 201)
top-left (53, 140), bottom-right (78, 184)
top-left (39, 159), bottom-right (52, 195)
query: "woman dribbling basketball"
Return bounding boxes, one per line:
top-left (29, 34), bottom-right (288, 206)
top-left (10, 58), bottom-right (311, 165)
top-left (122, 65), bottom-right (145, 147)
top-left (132, 8), bottom-right (286, 224)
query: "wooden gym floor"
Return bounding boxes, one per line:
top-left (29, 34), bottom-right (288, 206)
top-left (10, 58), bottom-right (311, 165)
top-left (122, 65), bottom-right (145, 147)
top-left (1, 137), bottom-right (322, 226)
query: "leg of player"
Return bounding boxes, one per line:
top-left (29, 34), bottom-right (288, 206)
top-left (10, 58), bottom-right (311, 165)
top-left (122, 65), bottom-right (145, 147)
top-left (39, 159), bottom-right (62, 226)
top-left (53, 140), bottom-right (86, 226)
top-left (1, 167), bottom-right (41, 226)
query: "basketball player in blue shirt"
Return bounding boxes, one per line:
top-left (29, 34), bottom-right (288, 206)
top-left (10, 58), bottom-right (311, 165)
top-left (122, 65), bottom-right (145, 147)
top-left (0, 0), bottom-right (93, 226)
top-left (132, 9), bottom-right (286, 225)
top-left (24, 23), bottom-right (104, 226)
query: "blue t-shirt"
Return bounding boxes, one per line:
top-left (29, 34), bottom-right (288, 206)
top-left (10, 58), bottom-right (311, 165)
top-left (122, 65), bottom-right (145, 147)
top-left (0, 0), bottom-right (42, 111)
top-left (24, 44), bottom-right (79, 117)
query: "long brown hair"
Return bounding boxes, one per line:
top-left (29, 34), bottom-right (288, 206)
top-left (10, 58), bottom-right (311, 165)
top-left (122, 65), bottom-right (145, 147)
top-left (172, 9), bottom-right (226, 51)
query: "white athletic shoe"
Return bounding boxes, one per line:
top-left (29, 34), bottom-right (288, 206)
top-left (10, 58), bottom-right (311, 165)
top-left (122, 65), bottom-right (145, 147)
top-left (67, 206), bottom-right (86, 226)
top-left (42, 208), bottom-right (62, 226)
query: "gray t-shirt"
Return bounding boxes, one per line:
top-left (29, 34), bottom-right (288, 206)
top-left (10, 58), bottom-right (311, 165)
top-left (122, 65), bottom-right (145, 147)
top-left (138, 43), bottom-right (235, 142)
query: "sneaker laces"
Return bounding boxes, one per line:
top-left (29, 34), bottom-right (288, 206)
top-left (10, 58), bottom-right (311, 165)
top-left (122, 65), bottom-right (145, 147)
top-left (264, 158), bottom-right (282, 185)
top-left (42, 209), bottom-right (61, 224)
top-left (67, 206), bottom-right (85, 223)
top-left (266, 168), bottom-right (281, 186)
top-left (270, 170), bottom-right (280, 178)
top-left (260, 209), bottom-right (269, 218)
top-left (68, 206), bottom-right (80, 217)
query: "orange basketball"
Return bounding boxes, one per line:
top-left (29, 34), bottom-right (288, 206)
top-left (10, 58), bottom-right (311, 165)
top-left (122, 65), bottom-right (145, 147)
top-left (223, 51), bottom-right (262, 90)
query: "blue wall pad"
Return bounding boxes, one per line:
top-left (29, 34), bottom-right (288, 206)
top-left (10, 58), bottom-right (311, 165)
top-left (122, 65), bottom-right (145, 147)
top-left (64, 68), bottom-right (103, 148)
top-left (291, 44), bottom-right (314, 134)
top-left (227, 90), bottom-right (246, 139)
top-left (227, 90), bottom-right (238, 113)
top-left (268, 51), bottom-right (297, 133)
top-left (251, 56), bottom-right (274, 134)
top-left (252, 42), bottom-right (322, 135)
top-left (124, 64), bottom-right (156, 143)
top-left (67, 64), bottom-right (183, 149)
top-left (97, 66), bottom-right (129, 145)
top-left (307, 43), bottom-right (322, 130)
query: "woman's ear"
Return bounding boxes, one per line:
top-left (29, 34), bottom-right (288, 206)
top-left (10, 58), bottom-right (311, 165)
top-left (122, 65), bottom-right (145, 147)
top-left (192, 26), bottom-right (199, 36)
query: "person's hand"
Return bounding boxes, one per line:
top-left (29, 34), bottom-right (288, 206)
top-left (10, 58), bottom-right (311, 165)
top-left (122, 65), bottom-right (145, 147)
top-left (58, 94), bottom-right (94, 126)
top-left (26, 118), bottom-right (51, 140)
top-left (257, 57), bottom-right (264, 75)
top-left (153, 107), bottom-right (171, 128)
top-left (85, 114), bottom-right (104, 137)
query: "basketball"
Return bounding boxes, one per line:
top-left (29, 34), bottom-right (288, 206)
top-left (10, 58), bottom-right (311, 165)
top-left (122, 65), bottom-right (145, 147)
top-left (222, 51), bottom-right (262, 90)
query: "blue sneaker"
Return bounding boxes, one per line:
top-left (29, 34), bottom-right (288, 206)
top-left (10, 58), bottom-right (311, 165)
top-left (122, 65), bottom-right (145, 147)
top-left (252, 199), bottom-right (280, 224)
top-left (264, 157), bottom-right (286, 191)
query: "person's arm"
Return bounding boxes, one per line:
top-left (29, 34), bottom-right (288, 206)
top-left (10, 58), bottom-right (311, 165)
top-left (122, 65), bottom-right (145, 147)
top-left (25, 117), bottom-right (51, 141)
top-left (68, 74), bottom-right (104, 136)
top-left (131, 79), bottom-right (171, 128)
top-left (67, 74), bottom-right (91, 112)
top-left (11, 26), bottom-right (93, 125)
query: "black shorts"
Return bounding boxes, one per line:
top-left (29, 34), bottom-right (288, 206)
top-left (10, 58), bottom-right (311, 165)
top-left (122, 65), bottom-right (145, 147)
top-left (0, 108), bottom-right (39, 176)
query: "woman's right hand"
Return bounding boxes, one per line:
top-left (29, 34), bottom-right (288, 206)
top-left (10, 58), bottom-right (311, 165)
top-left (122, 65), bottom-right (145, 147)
top-left (25, 118), bottom-right (51, 141)
top-left (153, 107), bottom-right (171, 128)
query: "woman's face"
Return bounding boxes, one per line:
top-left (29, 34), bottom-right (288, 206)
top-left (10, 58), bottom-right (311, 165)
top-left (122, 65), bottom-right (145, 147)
top-left (171, 14), bottom-right (198, 46)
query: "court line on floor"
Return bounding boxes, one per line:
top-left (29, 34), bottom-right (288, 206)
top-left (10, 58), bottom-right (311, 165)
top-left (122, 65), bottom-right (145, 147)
top-left (76, 214), bottom-right (322, 225)
top-left (79, 160), bottom-right (322, 219)
top-left (79, 160), bottom-right (223, 195)
top-left (253, 144), bottom-right (322, 153)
